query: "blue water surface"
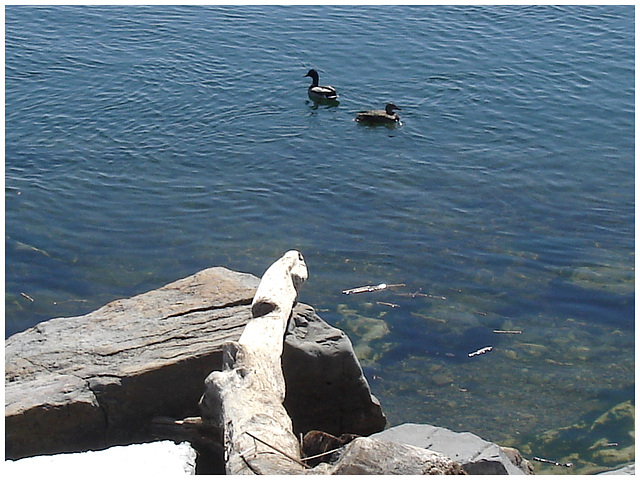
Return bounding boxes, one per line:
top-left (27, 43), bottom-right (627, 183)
top-left (5, 5), bottom-right (634, 473)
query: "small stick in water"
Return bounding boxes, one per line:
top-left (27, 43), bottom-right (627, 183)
top-left (397, 288), bottom-right (446, 300)
top-left (377, 301), bottom-right (400, 308)
top-left (532, 456), bottom-right (573, 468)
top-left (342, 283), bottom-right (405, 295)
top-left (468, 346), bottom-right (493, 357)
top-left (20, 292), bottom-right (34, 302)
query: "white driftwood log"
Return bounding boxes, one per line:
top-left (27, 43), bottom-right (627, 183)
top-left (200, 250), bottom-right (309, 474)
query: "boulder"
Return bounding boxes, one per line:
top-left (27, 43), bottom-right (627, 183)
top-left (372, 423), bottom-right (533, 474)
top-left (5, 267), bottom-right (257, 459)
top-left (5, 266), bottom-right (385, 461)
top-left (283, 304), bottom-right (386, 437)
top-left (314, 436), bottom-right (465, 475)
top-left (5, 441), bottom-right (197, 475)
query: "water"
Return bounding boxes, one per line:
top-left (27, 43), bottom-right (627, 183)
top-left (5, 5), bottom-right (634, 473)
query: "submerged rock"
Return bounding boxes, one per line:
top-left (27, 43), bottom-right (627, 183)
top-left (520, 400), bottom-right (635, 474)
top-left (336, 303), bottom-right (394, 365)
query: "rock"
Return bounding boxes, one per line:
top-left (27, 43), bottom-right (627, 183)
top-left (598, 464), bottom-right (635, 475)
top-left (5, 265), bottom-right (385, 462)
top-left (336, 303), bottom-right (394, 365)
top-left (372, 423), bottom-right (533, 474)
top-left (317, 436), bottom-right (465, 475)
top-left (519, 400), bottom-right (635, 474)
top-left (5, 441), bottom-right (197, 475)
top-left (5, 266), bottom-right (258, 459)
top-left (501, 446), bottom-right (535, 475)
top-left (283, 303), bottom-right (386, 437)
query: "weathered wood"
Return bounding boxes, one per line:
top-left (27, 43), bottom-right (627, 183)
top-left (200, 250), bottom-right (309, 474)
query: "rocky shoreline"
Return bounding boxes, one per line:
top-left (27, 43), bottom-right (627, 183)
top-left (4, 263), bottom-right (633, 474)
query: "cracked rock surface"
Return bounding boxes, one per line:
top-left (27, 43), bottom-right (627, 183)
top-left (5, 267), bottom-right (258, 459)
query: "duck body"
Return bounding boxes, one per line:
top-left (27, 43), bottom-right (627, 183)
top-left (304, 69), bottom-right (339, 103)
top-left (356, 103), bottom-right (401, 124)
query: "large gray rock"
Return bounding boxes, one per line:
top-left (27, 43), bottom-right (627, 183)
top-left (313, 436), bottom-right (465, 475)
top-left (6, 267), bottom-right (258, 459)
top-left (5, 266), bottom-right (385, 461)
top-left (5, 441), bottom-right (197, 475)
top-left (372, 423), bottom-right (533, 474)
top-left (283, 304), bottom-right (386, 436)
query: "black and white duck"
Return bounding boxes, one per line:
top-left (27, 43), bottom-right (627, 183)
top-left (304, 69), bottom-right (339, 103)
top-left (355, 103), bottom-right (401, 124)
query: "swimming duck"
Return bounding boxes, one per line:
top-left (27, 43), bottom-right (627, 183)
top-left (356, 103), bottom-right (401, 124)
top-left (304, 69), bottom-right (339, 102)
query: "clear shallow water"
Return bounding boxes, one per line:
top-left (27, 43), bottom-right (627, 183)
top-left (5, 5), bottom-right (634, 473)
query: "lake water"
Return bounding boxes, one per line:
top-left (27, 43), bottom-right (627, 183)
top-left (5, 5), bottom-right (634, 473)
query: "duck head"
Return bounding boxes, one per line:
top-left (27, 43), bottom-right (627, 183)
top-left (385, 103), bottom-right (401, 115)
top-left (304, 69), bottom-right (320, 86)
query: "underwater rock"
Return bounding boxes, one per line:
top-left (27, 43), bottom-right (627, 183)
top-left (520, 400), bottom-right (635, 474)
top-left (568, 249), bottom-right (634, 296)
top-left (336, 304), bottom-right (394, 365)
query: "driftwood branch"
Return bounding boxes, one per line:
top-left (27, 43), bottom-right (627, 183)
top-left (199, 250), bottom-right (308, 475)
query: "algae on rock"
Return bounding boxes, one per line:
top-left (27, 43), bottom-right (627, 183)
top-left (336, 304), bottom-right (394, 365)
top-left (520, 400), bottom-right (634, 474)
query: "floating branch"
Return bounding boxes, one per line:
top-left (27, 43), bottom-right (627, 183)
top-left (397, 288), bottom-right (446, 300)
top-left (468, 346), bottom-right (493, 358)
top-left (411, 312), bottom-right (446, 324)
top-left (342, 283), bottom-right (405, 295)
top-left (376, 301), bottom-right (400, 308)
top-left (532, 456), bottom-right (573, 468)
top-left (20, 292), bottom-right (34, 302)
